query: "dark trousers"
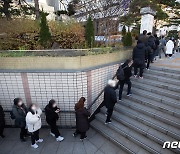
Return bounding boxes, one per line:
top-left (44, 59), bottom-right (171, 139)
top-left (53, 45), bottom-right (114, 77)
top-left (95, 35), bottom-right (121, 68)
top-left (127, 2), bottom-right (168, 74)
top-left (49, 123), bottom-right (60, 138)
top-left (20, 126), bottom-right (27, 139)
top-left (0, 126), bottom-right (4, 136)
top-left (134, 63), bottom-right (144, 77)
top-left (106, 108), bottom-right (114, 122)
top-left (118, 80), bottom-right (132, 100)
top-left (74, 130), bottom-right (86, 139)
top-left (146, 55), bottom-right (152, 69)
top-left (31, 130), bottom-right (39, 145)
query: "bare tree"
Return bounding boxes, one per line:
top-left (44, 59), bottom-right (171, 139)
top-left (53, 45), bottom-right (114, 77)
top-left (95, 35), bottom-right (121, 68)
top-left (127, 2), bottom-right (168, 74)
top-left (34, 0), bottom-right (40, 19)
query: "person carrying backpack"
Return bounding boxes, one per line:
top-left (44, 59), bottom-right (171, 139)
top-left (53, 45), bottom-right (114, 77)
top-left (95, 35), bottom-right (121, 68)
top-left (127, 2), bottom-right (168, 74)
top-left (0, 105), bottom-right (5, 138)
top-left (12, 98), bottom-right (28, 142)
top-left (116, 59), bottom-right (133, 101)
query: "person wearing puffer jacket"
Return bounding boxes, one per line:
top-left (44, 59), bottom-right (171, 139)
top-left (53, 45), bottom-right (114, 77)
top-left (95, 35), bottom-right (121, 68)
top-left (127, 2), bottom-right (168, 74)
top-left (26, 104), bottom-right (43, 149)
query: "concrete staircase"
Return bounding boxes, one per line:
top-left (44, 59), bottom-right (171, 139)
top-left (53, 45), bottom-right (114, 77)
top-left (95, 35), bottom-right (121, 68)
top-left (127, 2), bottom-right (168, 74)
top-left (91, 66), bottom-right (180, 154)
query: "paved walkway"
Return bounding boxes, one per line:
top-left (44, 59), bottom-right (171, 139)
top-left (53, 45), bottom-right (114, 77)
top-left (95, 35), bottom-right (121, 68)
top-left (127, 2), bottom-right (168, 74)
top-left (0, 128), bottom-right (122, 154)
top-left (153, 52), bottom-right (180, 69)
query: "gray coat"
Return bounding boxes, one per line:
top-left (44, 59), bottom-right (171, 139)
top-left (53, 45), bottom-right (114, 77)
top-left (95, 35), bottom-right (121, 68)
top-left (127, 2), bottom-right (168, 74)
top-left (12, 104), bottom-right (28, 128)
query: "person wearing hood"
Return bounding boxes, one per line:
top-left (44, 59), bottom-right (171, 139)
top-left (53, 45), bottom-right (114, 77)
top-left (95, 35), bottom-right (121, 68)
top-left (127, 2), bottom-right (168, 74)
top-left (73, 97), bottom-right (90, 141)
top-left (133, 40), bottom-right (146, 78)
top-left (0, 105), bottom-right (5, 138)
top-left (26, 103), bottom-right (43, 149)
top-left (45, 99), bottom-right (64, 142)
top-left (104, 80), bottom-right (117, 124)
top-left (12, 98), bottom-right (28, 142)
top-left (166, 38), bottom-right (174, 58)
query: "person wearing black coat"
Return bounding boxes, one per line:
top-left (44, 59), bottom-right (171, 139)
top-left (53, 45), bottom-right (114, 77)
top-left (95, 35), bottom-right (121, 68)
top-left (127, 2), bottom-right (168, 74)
top-left (133, 41), bottom-right (146, 78)
top-left (45, 99), bottom-right (64, 142)
top-left (12, 98), bottom-right (28, 142)
top-left (73, 97), bottom-right (90, 141)
top-left (153, 34), bottom-right (160, 60)
top-left (104, 80), bottom-right (117, 124)
top-left (0, 105), bottom-right (5, 138)
top-left (118, 59), bottom-right (133, 101)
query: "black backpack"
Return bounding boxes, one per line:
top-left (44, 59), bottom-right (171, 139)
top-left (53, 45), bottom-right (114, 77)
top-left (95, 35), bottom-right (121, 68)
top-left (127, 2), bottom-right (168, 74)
top-left (10, 110), bottom-right (15, 119)
top-left (116, 65), bottom-right (127, 81)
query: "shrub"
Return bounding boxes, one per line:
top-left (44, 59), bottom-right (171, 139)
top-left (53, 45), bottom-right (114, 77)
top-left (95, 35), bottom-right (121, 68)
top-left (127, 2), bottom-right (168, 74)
top-left (49, 20), bottom-right (85, 49)
top-left (39, 12), bottom-right (51, 48)
top-left (85, 16), bottom-right (94, 48)
top-left (122, 32), bottom-right (133, 47)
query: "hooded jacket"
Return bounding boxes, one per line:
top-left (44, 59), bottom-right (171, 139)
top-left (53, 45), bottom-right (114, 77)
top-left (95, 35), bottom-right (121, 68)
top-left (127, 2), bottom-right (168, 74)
top-left (133, 42), bottom-right (146, 65)
top-left (26, 108), bottom-right (42, 132)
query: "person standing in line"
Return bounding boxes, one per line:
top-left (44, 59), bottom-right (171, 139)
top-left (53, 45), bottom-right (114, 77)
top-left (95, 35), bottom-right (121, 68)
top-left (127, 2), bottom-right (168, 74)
top-left (117, 59), bottom-right (133, 101)
top-left (104, 80), bottom-right (117, 124)
top-left (138, 30), bottom-right (148, 45)
top-left (73, 97), bottom-right (90, 141)
top-left (166, 38), bottom-right (174, 58)
top-left (12, 98), bottom-right (28, 142)
top-left (0, 105), bottom-right (5, 138)
top-left (178, 38), bottom-right (180, 52)
top-left (147, 32), bottom-right (156, 63)
top-left (26, 104), bottom-right (43, 149)
top-left (159, 36), bottom-right (167, 58)
top-left (133, 40), bottom-right (146, 78)
top-left (154, 34), bottom-right (160, 60)
top-left (45, 99), bottom-right (64, 142)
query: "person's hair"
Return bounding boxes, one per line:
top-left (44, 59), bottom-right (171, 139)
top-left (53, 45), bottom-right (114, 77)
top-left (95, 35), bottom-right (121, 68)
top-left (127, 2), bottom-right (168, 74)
top-left (161, 36), bottom-right (164, 39)
top-left (14, 98), bottom-right (22, 106)
top-left (75, 97), bottom-right (86, 111)
top-left (154, 34), bottom-right (157, 37)
top-left (143, 30), bottom-right (147, 35)
top-left (147, 32), bottom-right (152, 36)
top-left (49, 99), bottom-right (56, 108)
top-left (28, 103), bottom-right (36, 115)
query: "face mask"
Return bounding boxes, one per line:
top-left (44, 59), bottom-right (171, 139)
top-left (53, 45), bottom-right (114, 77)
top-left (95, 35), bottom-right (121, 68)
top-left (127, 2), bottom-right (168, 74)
top-left (18, 101), bottom-right (23, 106)
top-left (31, 106), bottom-right (36, 111)
top-left (53, 104), bottom-right (57, 108)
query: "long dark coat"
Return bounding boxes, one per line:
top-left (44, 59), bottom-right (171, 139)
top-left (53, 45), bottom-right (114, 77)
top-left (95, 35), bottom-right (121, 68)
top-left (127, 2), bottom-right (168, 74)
top-left (45, 105), bottom-right (59, 125)
top-left (12, 104), bottom-right (28, 128)
top-left (0, 105), bottom-right (5, 127)
top-left (104, 86), bottom-right (117, 109)
top-left (75, 108), bottom-right (90, 133)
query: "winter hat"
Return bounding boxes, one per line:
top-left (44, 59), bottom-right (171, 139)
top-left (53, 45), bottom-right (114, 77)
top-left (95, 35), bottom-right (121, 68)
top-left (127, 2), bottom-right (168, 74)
top-left (108, 80), bottom-right (116, 87)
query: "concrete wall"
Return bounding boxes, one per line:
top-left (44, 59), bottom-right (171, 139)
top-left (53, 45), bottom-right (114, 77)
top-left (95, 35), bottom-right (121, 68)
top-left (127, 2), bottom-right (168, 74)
top-left (0, 50), bottom-right (132, 127)
top-left (0, 49), bottom-right (132, 70)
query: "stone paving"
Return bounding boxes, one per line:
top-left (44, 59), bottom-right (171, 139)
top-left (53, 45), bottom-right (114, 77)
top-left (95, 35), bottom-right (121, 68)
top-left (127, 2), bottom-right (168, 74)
top-left (0, 128), bottom-right (122, 154)
top-left (153, 52), bottom-right (180, 69)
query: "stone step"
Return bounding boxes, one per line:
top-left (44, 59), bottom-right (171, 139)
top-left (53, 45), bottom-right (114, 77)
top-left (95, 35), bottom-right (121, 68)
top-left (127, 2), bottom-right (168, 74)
top-left (132, 81), bottom-right (180, 101)
top-left (91, 120), bottom-right (151, 154)
top-left (100, 107), bottom-right (180, 154)
top-left (143, 73), bottom-right (180, 87)
top-left (119, 99), bottom-right (180, 129)
top-left (131, 77), bottom-right (180, 93)
top-left (125, 94), bottom-right (180, 118)
top-left (129, 87), bottom-right (180, 109)
top-left (151, 66), bottom-right (180, 74)
top-left (95, 113), bottom-right (166, 154)
top-left (114, 104), bottom-right (180, 140)
top-left (147, 69), bottom-right (180, 80)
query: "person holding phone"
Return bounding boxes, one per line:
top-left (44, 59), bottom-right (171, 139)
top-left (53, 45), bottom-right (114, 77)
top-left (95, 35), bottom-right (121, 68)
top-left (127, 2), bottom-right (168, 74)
top-left (45, 99), bottom-right (64, 142)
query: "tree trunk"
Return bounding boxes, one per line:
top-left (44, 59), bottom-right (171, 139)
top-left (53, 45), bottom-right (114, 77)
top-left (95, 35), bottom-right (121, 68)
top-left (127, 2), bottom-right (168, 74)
top-left (34, 0), bottom-right (40, 19)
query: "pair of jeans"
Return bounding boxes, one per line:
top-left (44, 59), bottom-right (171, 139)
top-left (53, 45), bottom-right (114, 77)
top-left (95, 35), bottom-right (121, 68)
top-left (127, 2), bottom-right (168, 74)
top-left (106, 108), bottom-right (114, 122)
top-left (118, 79), bottom-right (132, 100)
top-left (31, 130), bottom-right (39, 145)
top-left (49, 123), bottom-right (60, 138)
top-left (74, 130), bottom-right (86, 139)
top-left (20, 126), bottom-right (27, 139)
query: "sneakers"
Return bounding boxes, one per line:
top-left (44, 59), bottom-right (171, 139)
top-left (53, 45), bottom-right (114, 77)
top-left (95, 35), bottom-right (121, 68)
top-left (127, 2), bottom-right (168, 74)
top-left (134, 75), bottom-right (138, 78)
top-left (127, 93), bottom-right (132, 97)
top-left (80, 136), bottom-right (87, 141)
top-left (105, 120), bottom-right (112, 125)
top-left (56, 136), bottom-right (64, 142)
top-left (139, 76), bottom-right (144, 79)
top-left (36, 139), bottom-right (43, 143)
top-left (31, 143), bottom-right (38, 149)
top-left (72, 133), bottom-right (78, 137)
top-left (50, 132), bottom-right (55, 137)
